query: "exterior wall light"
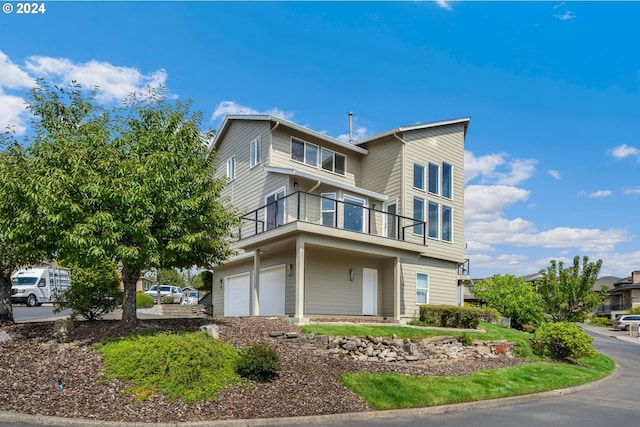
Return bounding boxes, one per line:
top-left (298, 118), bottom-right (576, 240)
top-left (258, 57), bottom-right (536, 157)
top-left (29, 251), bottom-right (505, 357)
top-left (349, 268), bottom-right (354, 281)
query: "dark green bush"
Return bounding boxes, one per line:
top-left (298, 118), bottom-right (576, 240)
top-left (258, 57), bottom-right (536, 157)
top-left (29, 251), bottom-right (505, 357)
top-left (418, 305), bottom-right (492, 329)
top-left (162, 295), bottom-right (174, 304)
top-left (531, 322), bottom-right (595, 360)
top-left (136, 292), bottom-right (154, 309)
top-left (587, 315), bottom-right (612, 328)
top-left (236, 343), bottom-right (281, 382)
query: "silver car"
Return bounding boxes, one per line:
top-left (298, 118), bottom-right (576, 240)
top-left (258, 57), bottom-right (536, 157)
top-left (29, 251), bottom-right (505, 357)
top-left (613, 314), bottom-right (640, 331)
top-left (144, 285), bottom-right (183, 304)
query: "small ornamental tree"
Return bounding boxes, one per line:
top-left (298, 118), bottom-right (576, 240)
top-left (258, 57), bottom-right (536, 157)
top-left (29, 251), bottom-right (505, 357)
top-left (538, 255), bottom-right (605, 322)
top-left (53, 259), bottom-right (123, 321)
top-left (472, 274), bottom-right (543, 329)
top-left (24, 80), bottom-right (239, 324)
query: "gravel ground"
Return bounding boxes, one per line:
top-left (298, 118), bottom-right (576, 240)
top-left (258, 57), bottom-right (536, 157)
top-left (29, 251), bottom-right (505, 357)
top-left (0, 317), bottom-right (528, 423)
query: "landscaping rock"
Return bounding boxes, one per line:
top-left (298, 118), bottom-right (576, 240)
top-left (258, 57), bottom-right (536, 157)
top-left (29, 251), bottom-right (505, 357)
top-left (199, 324), bottom-right (220, 339)
top-left (0, 329), bottom-right (10, 342)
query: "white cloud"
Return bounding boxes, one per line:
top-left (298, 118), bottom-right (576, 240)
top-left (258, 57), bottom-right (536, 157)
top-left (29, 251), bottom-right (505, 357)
top-left (494, 158), bottom-right (537, 186)
top-left (0, 52), bottom-right (33, 89)
top-left (211, 100), bottom-right (294, 122)
top-left (0, 89), bottom-right (28, 134)
top-left (589, 190), bottom-right (612, 198)
top-left (554, 11), bottom-right (576, 21)
top-left (435, 1), bottom-right (453, 11)
top-left (337, 126), bottom-right (369, 143)
top-left (610, 144), bottom-right (640, 160)
top-left (623, 187), bottom-right (640, 195)
top-left (464, 151), bottom-right (505, 183)
top-left (547, 169), bottom-right (561, 180)
top-left (464, 151), bottom-right (536, 185)
top-left (553, 2), bottom-right (566, 10)
top-left (25, 56), bottom-right (168, 102)
top-left (465, 184), bottom-right (530, 221)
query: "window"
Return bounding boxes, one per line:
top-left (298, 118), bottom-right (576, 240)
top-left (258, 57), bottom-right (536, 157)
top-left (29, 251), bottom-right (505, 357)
top-left (321, 148), bottom-right (346, 175)
top-left (343, 195), bottom-right (365, 232)
top-left (428, 163), bottom-right (439, 194)
top-left (442, 205), bottom-right (452, 242)
top-left (416, 273), bottom-right (429, 305)
top-left (226, 156), bottom-right (235, 180)
top-left (321, 193), bottom-right (336, 227)
top-left (291, 138), bottom-right (318, 167)
top-left (265, 188), bottom-right (286, 230)
top-left (250, 137), bottom-right (261, 168)
top-left (442, 162), bottom-right (452, 199)
top-left (413, 196), bottom-right (424, 235)
top-left (413, 163), bottom-right (425, 190)
top-left (428, 201), bottom-right (439, 239)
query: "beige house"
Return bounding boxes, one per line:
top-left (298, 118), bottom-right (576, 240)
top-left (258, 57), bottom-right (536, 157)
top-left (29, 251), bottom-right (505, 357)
top-left (210, 114), bottom-right (470, 323)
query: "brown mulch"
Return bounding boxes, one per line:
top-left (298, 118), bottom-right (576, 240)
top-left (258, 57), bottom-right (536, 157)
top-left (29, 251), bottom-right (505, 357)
top-left (0, 317), bottom-right (528, 423)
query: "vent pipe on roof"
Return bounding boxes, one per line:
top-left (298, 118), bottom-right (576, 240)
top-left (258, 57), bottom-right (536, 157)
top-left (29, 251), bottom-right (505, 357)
top-left (348, 111), bottom-right (353, 143)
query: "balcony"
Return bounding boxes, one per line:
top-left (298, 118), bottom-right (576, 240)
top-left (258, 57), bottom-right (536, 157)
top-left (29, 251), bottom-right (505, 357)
top-left (238, 191), bottom-right (427, 245)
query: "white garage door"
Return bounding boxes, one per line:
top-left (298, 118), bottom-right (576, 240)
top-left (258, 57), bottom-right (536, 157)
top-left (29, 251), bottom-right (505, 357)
top-left (224, 273), bottom-right (250, 316)
top-left (259, 265), bottom-right (286, 316)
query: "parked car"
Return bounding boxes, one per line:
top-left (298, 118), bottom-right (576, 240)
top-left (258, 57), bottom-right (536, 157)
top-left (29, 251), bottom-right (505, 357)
top-left (144, 285), bottom-right (183, 304)
top-left (181, 288), bottom-right (202, 305)
top-left (613, 314), bottom-right (640, 331)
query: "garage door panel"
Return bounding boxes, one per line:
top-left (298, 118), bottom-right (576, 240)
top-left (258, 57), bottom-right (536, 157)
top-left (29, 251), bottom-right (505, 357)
top-left (224, 273), bottom-right (250, 317)
top-left (259, 266), bottom-right (285, 316)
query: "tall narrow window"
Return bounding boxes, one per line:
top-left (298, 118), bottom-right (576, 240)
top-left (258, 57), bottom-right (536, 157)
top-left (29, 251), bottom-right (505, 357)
top-left (226, 156), bottom-right (235, 180)
top-left (305, 143), bottom-right (318, 166)
top-left (250, 137), bottom-right (261, 168)
top-left (428, 201), bottom-right (439, 239)
top-left (265, 188), bottom-right (286, 230)
top-left (416, 273), bottom-right (429, 305)
top-left (321, 193), bottom-right (336, 227)
top-left (428, 163), bottom-right (439, 195)
top-left (343, 195), bottom-right (365, 232)
top-left (413, 196), bottom-right (424, 235)
top-left (291, 139), bottom-right (304, 163)
top-left (442, 162), bottom-right (452, 199)
top-left (442, 205), bottom-right (452, 242)
top-left (413, 163), bottom-right (425, 190)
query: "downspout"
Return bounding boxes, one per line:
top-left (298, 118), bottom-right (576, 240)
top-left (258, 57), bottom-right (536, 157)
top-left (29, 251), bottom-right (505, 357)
top-left (393, 132), bottom-right (406, 233)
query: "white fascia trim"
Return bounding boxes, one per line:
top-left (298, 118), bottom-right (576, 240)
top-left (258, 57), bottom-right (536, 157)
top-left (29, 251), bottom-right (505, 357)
top-left (213, 114), bottom-right (368, 155)
top-left (354, 117), bottom-right (471, 146)
top-left (264, 166), bottom-right (388, 202)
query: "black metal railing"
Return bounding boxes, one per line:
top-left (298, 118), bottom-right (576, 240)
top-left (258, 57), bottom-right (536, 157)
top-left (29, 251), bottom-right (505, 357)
top-left (238, 191), bottom-right (427, 245)
top-left (595, 302), bottom-right (627, 314)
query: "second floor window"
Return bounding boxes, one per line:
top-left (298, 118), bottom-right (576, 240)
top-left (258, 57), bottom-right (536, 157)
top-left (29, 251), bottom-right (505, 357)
top-left (321, 148), bottom-right (346, 175)
top-left (226, 156), bottom-right (235, 180)
top-left (343, 194), bottom-right (365, 232)
top-left (442, 162), bottom-right (452, 199)
top-left (442, 205), bottom-right (452, 242)
top-left (428, 201), bottom-right (439, 239)
top-left (428, 163), bottom-right (439, 195)
top-left (250, 137), bottom-right (261, 168)
top-left (413, 163), bottom-right (425, 190)
top-left (321, 193), bottom-right (336, 227)
top-left (291, 138), bottom-right (318, 167)
top-left (413, 196), bottom-right (424, 235)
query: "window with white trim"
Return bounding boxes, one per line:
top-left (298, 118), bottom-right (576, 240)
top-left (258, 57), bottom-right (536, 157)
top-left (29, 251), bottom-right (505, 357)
top-left (428, 162), bottom-right (439, 195)
top-left (413, 196), bottom-right (424, 235)
top-left (413, 163), bottom-right (425, 190)
top-left (321, 193), bottom-right (336, 227)
top-left (291, 138), bottom-right (318, 167)
top-left (442, 162), bottom-right (453, 199)
top-left (265, 188), bottom-right (286, 230)
top-left (343, 194), bottom-right (365, 232)
top-left (226, 156), bottom-right (235, 180)
top-left (428, 201), bottom-right (439, 239)
top-left (442, 205), bottom-right (453, 242)
top-left (416, 273), bottom-right (429, 305)
top-left (321, 148), bottom-right (346, 175)
top-left (250, 137), bottom-right (261, 168)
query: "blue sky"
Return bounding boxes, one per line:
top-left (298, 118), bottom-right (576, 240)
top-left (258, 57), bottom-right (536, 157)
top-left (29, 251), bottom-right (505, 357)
top-left (2, 1), bottom-right (640, 279)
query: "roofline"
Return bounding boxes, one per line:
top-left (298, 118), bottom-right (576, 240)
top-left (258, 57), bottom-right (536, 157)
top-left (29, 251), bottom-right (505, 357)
top-left (212, 114), bottom-right (369, 155)
top-left (264, 166), bottom-right (389, 201)
top-left (354, 117), bottom-right (471, 146)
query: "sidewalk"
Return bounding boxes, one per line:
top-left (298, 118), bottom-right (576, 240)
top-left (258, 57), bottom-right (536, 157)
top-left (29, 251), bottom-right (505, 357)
top-left (580, 322), bottom-right (640, 345)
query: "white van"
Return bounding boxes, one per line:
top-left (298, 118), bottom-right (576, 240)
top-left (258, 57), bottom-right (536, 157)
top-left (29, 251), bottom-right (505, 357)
top-left (11, 266), bottom-right (71, 307)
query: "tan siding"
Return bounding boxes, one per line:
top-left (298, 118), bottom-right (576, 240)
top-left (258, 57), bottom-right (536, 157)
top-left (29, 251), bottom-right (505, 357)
top-left (400, 257), bottom-right (459, 320)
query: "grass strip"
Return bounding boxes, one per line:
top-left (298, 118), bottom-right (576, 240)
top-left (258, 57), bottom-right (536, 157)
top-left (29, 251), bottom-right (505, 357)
top-left (340, 354), bottom-right (614, 410)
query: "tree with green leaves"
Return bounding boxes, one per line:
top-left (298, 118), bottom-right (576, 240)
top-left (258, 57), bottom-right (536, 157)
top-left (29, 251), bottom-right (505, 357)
top-left (158, 269), bottom-right (186, 289)
top-left (23, 80), bottom-right (239, 323)
top-left (538, 255), bottom-right (605, 322)
top-left (53, 259), bottom-right (123, 321)
top-left (472, 274), bottom-right (543, 329)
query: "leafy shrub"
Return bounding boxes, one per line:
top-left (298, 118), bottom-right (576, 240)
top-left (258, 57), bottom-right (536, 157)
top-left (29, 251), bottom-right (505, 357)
top-left (459, 332), bottom-right (473, 346)
top-left (531, 322), bottom-right (595, 360)
top-left (162, 295), bottom-right (174, 304)
top-left (418, 305), bottom-right (491, 329)
top-left (53, 260), bottom-right (123, 321)
top-left (586, 315), bottom-right (613, 327)
top-left (626, 306), bottom-right (640, 315)
top-left (96, 332), bottom-right (240, 403)
top-left (136, 292), bottom-right (154, 309)
top-left (236, 343), bottom-right (281, 382)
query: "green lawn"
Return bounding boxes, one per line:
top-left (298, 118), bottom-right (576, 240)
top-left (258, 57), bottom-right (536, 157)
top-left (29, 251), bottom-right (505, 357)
top-left (302, 322), bottom-right (615, 409)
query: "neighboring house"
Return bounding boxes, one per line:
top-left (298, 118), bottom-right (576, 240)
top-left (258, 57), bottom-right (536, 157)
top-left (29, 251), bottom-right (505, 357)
top-left (597, 271), bottom-right (640, 319)
top-left (210, 114), bottom-right (470, 323)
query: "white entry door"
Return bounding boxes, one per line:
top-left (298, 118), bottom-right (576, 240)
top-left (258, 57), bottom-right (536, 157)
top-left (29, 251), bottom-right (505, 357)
top-left (362, 268), bottom-right (378, 316)
top-left (224, 273), bottom-right (250, 316)
top-left (259, 265), bottom-right (286, 316)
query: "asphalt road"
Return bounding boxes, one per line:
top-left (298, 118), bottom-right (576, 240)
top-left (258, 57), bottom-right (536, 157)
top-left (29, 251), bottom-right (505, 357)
top-left (11, 305), bottom-right (72, 323)
top-left (1, 325), bottom-right (638, 426)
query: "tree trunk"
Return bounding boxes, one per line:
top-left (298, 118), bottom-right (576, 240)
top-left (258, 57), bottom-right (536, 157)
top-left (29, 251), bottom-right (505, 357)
top-left (0, 265), bottom-right (15, 325)
top-left (120, 266), bottom-right (141, 324)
